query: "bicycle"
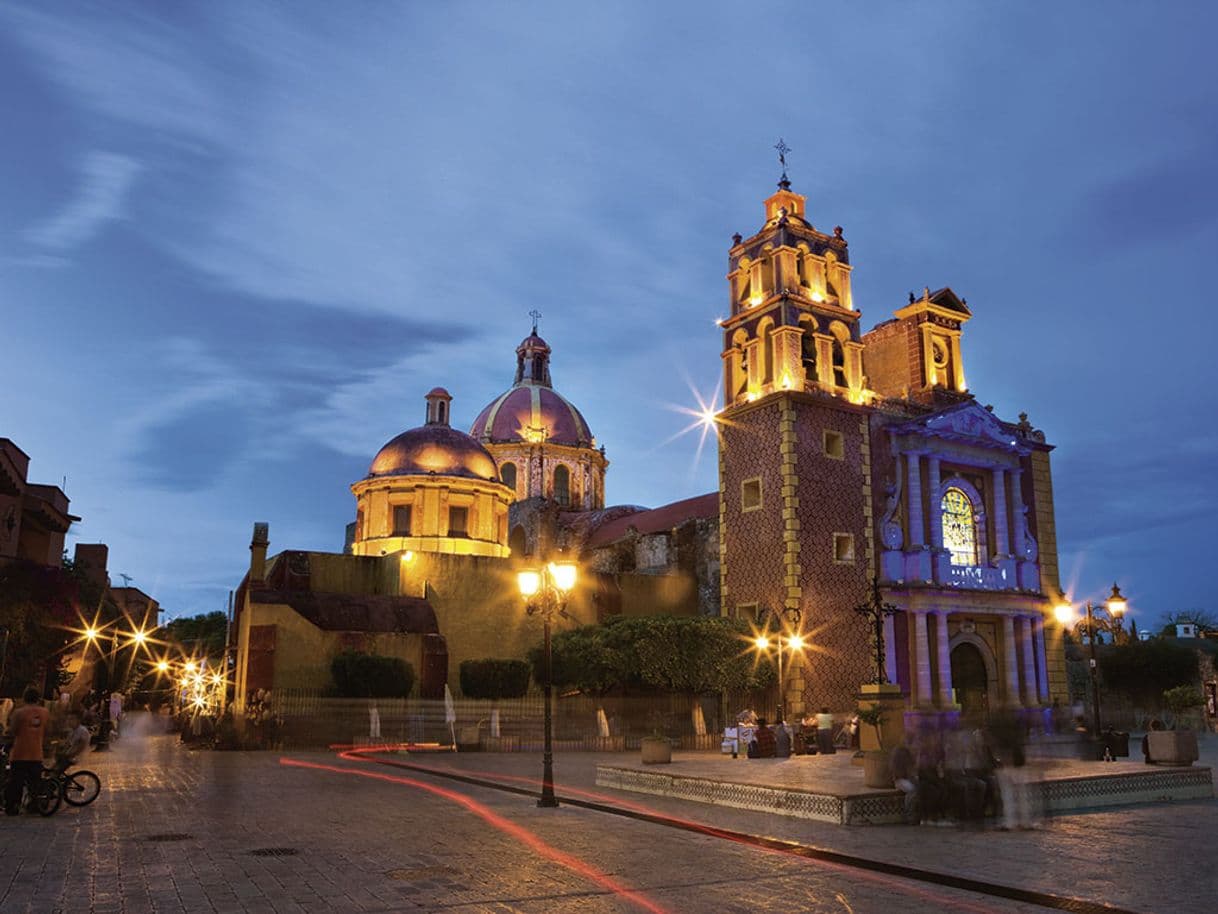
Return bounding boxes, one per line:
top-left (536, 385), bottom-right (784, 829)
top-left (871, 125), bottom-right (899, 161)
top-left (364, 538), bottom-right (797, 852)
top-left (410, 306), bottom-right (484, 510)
top-left (0, 746), bottom-right (63, 817)
top-left (52, 765), bottom-right (101, 807)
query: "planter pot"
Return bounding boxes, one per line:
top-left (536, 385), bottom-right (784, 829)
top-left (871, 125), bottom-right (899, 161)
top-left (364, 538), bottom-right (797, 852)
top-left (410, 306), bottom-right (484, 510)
top-left (641, 737), bottom-right (672, 765)
top-left (863, 749), bottom-right (893, 789)
top-left (1147, 730), bottom-right (1199, 766)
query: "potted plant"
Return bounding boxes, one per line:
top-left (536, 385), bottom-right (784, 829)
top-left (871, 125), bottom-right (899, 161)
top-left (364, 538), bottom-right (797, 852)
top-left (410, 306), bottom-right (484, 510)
top-left (641, 711), bottom-right (673, 764)
top-left (1147, 685), bottom-right (1202, 766)
top-left (857, 703), bottom-right (893, 788)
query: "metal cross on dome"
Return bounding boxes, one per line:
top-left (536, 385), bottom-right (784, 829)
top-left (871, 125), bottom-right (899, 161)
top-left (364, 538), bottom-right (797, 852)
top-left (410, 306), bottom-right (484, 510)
top-left (774, 138), bottom-right (792, 186)
top-left (529, 309), bottom-right (542, 334)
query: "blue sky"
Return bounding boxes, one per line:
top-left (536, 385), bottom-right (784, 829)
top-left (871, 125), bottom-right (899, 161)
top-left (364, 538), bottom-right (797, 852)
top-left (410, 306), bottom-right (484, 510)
top-left (2, 2), bottom-right (1215, 627)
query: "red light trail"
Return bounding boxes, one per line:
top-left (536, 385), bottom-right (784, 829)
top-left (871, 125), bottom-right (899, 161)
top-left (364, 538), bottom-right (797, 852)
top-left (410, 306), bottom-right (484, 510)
top-left (279, 756), bottom-right (671, 914)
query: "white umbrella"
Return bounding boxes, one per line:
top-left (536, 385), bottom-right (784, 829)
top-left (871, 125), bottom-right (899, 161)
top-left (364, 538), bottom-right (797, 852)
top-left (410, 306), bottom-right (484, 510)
top-left (444, 684), bottom-right (457, 750)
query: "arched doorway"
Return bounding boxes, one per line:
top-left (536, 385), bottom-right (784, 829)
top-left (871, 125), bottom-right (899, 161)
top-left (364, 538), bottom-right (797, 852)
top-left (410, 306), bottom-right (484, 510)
top-left (951, 642), bottom-right (989, 717)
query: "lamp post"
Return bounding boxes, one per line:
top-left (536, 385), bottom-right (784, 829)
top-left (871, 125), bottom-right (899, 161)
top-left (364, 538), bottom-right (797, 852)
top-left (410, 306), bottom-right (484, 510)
top-left (753, 606), bottom-right (804, 724)
top-left (1056, 583), bottom-right (1126, 736)
top-left (853, 578), bottom-right (899, 685)
top-left (518, 561), bottom-right (578, 808)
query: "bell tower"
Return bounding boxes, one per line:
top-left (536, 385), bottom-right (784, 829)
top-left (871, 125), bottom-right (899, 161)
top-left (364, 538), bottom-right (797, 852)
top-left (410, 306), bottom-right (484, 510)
top-left (717, 155), bottom-right (875, 717)
top-left (721, 174), bottom-right (865, 408)
top-left (861, 286), bottom-right (971, 405)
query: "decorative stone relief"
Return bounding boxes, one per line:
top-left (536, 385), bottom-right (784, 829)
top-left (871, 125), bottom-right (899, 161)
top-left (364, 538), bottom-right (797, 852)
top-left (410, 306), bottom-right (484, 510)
top-left (879, 476), bottom-right (903, 550)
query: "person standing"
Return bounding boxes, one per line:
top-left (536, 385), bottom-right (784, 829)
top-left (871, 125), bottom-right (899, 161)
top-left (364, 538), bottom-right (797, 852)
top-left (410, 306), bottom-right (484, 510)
top-left (815, 707), bottom-right (836, 754)
top-left (4, 687), bottom-right (50, 815)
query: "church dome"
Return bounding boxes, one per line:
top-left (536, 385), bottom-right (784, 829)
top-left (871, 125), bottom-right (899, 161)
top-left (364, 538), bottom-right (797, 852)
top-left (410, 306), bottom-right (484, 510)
top-left (471, 327), bottom-right (595, 447)
top-left (367, 389), bottom-right (499, 481)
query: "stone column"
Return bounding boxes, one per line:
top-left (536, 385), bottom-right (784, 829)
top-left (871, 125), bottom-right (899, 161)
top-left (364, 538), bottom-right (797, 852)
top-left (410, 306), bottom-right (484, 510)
top-left (1001, 615), bottom-right (1021, 707)
top-left (1010, 467), bottom-right (1026, 559)
top-left (1020, 616), bottom-right (1039, 707)
top-left (883, 613), bottom-right (898, 685)
top-left (906, 453), bottom-right (924, 548)
top-left (912, 610), bottom-right (933, 707)
top-left (927, 456), bottom-right (943, 550)
top-left (950, 334), bottom-right (965, 392)
top-left (1034, 615), bottom-right (1051, 704)
top-left (991, 468), bottom-right (1010, 559)
top-left (935, 610), bottom-right (953, 707)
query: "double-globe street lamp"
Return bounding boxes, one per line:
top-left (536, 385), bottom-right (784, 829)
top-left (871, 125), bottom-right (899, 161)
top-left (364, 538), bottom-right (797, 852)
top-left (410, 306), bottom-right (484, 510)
top-left (752, 605), bottom-right (805, 724)
top-left (517, 561), bottom-right (578, 809)
top-left (1055, 583), bottom-right (1127, 735)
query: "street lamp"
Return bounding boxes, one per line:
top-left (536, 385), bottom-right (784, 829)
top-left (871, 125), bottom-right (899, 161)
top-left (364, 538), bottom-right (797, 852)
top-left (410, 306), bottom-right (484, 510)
top-left (518, 561), bottom-right (578, 808)
top-left (752, 606), bottom-right (804, 724)
top-left (1056, 582), bottom-right (1127, 737)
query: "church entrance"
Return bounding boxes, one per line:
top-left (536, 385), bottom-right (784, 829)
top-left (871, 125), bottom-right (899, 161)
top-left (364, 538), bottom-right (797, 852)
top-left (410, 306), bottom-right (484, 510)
top-left (951, 642), bottom-right (989, 717)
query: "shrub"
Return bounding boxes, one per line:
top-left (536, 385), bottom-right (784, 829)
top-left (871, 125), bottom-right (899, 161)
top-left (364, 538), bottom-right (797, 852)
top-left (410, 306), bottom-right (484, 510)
top-left (1097, 639), bottom-right (1198, 706)
top-left (1163, 684), bottom-right (1203, 719)
top-left (330, 651), bottom-right (415, 698)
top-left (459, 659), bottom-right (531, 700)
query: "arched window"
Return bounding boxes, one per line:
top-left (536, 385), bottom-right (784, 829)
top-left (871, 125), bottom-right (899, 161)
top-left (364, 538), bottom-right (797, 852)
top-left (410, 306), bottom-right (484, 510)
top-left (553, 465), bottom-right (570, 506)
top-left (500, 462), bottom-right (517, 492)
top-left (941, 487), bottom-right (979, 566)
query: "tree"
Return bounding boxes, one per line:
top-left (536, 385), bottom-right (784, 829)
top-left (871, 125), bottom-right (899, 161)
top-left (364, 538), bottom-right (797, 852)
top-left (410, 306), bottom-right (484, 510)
top-left (161, 611), bottom-right (228, 659)
top-left (533, 615), bottom-right (775, 697)
top-left (0, 559), bottom-right (80, 696)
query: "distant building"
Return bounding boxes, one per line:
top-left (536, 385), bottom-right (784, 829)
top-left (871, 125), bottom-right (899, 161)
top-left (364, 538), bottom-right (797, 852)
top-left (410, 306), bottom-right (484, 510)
top-left (1177, 623), bottom-right (1198, 639)
top-left (0, 438), bottom-right (78, 566)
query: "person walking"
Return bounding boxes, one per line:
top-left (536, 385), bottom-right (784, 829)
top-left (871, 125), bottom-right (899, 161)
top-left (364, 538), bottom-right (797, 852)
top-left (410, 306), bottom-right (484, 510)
top-left (4, 687), bottom-right (50, 815)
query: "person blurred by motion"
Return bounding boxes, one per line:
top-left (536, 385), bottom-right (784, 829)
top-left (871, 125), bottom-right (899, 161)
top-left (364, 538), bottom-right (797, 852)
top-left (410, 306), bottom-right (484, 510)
top-left (4, 687), bottom-right (50, 815)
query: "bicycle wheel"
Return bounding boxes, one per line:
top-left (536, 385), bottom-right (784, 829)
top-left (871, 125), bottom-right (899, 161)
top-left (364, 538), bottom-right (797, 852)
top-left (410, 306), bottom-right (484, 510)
top-left (63, 770), bottom-right (101, 806)
top-left (33, 776), bottom-right (62, 817)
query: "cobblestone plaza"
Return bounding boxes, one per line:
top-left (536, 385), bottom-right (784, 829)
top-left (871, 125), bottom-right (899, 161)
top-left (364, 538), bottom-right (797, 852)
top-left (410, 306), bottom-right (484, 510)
top-left (1, 718), bottom-right (1214, 913)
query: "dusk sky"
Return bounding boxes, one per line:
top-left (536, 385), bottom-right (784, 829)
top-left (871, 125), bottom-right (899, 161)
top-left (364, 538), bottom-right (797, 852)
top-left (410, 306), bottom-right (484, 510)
top-left (2, 2), bottom-right (1215, 627)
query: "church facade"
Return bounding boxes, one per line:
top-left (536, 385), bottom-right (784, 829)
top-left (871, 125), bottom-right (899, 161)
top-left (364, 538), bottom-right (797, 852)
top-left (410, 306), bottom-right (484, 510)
top-left (232, 174), bottom-right (1068, 723)
top-left (717, 178), bottom-right (1064, 719)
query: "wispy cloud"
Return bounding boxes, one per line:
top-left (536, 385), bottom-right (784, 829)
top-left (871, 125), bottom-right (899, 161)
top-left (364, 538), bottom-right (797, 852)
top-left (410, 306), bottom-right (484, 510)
top-left (25, 151), bottom-right (140, 252)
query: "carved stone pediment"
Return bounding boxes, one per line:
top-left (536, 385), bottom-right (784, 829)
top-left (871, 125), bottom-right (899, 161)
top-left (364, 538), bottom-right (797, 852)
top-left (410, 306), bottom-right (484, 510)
top-left (919, 403), bottom-right (1020, 449)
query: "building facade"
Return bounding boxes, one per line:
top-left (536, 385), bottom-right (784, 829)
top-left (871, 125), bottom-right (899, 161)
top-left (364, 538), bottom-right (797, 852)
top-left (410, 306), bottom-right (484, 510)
top-left (718, 180), bottom-right (1065, 720)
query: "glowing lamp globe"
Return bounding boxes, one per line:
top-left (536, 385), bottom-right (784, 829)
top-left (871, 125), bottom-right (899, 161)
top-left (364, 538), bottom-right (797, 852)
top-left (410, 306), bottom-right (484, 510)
top-left (517, 570), bottom-right (541, 598)
top-left (1106, 583), bottom-right (1127, 619)
top-left (549, 562), bottom-right (578, 593)
top-left (1053, 603), bottom-right (1075, 626)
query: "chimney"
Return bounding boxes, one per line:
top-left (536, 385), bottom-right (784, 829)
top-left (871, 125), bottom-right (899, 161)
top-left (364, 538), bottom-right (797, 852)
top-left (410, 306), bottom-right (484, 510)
top-left (250, 522), bottom-right (269, 584)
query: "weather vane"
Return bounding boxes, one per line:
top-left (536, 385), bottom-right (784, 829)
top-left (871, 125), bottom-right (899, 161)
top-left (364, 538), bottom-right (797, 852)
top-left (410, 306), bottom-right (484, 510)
top-left (774, 138), bottom-right (791, 188)
top-left (529, 309), bottom-right (542, 333)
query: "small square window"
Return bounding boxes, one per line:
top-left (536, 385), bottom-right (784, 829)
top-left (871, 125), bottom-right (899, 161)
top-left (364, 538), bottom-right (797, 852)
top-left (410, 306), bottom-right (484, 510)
top-left (393, 505), bottom-right (412, 536)
top-left (823, 430), bottom-right (845, 460)
top-left (735, 602), bottom-right (758, 621)
top-left (448, 506), bottom-right (469, 537)
top-left (741, 477), bottom-right (763, 512)
top-left (833, 533), bottom-right (855, 563)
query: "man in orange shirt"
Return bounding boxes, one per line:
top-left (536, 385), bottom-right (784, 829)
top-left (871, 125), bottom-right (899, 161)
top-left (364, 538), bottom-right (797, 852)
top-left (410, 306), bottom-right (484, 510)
top-left (4, 687), bottom-right (50, 815)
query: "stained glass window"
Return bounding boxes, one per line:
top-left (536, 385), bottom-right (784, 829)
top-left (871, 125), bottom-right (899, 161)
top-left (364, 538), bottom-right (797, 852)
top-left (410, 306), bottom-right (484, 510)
top-left (941, 487), bottom-right (979, 566)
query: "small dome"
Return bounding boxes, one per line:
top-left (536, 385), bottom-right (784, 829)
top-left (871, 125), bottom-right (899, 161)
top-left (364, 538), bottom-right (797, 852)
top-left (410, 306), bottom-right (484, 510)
top-left (369, 425), bottom-right (498, 480)
top-left (426, 386), bottom-right (452, 399)
top-left (472, 386), bottom-right (593, 447)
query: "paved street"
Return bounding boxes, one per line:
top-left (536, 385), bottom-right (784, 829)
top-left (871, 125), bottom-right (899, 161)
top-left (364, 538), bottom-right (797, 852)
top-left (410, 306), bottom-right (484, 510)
top-left (1, 715), bottom-right (1214, 914)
